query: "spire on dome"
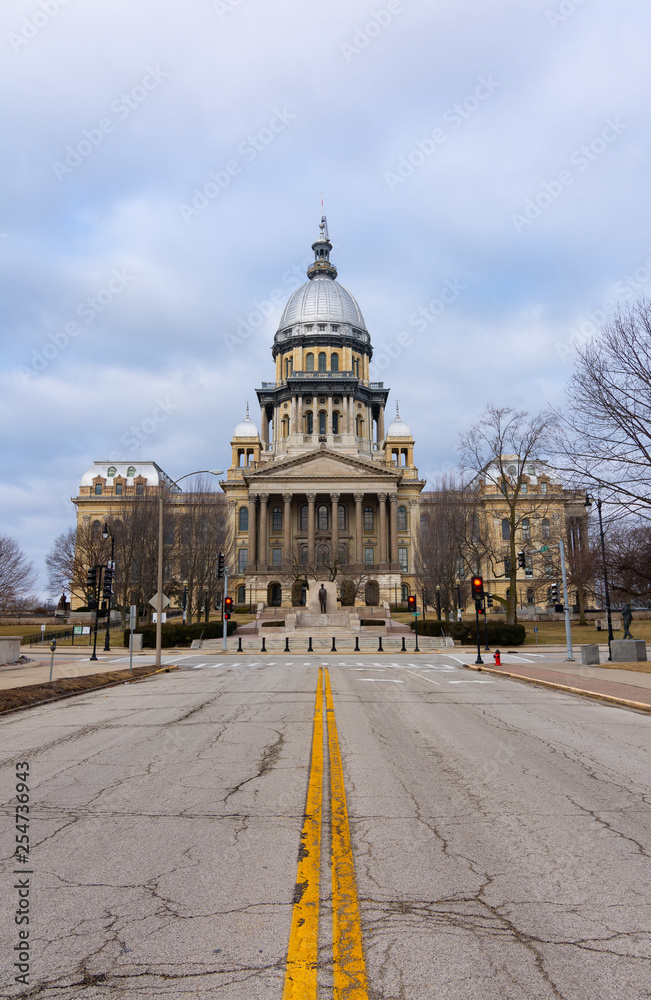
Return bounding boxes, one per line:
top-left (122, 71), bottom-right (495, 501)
top-left (307, 215), bottom-right (338, 281)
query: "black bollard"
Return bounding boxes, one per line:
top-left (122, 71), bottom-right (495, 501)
top-left (284, 637), bottom-right (290, 652)
top-left (237, 636), bottom-right (243, 653)
top-left (331, 636), bottom-right (337, 652)
top-left (354, 636), bottom-right (360, 652)
top-left (261, 637), bottom-right (266, 653)
top-left (401, 636), bottom-right (407, 652)
top-left (378, 636), bottom-right (383, 652)
top-left (308, 637), bottom-right (313, 652)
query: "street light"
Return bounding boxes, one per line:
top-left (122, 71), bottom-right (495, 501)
top-left (585, 494), bottom-right (614, 658)
top-left (101, 522), bottom-right (115, 651)
top-left (156, 469), bottom-right (223, 668)
top-left (435, 584), bottom-right (441, 621)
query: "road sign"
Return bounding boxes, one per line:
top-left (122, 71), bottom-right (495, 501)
top-left (129, 605), bottom-right (137, 630)
top-left (73, 626), bottom-right (82, 635)
top-left (539, 545), bottom-right (549, 553)
top-left (152, 612), bottom-right (167, 623)
top-left (149, 592), bottom-right (170, 610)
top-left (40, 624), bottom-right (45, 631)
top-left (534, 627), bottom-right (538, 633)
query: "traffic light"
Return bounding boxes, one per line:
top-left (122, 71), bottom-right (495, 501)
top-left (217, 553), bottom-right (225, 579)
top-left (224, 596), bottom-right (233, 620)
top-left (517, 550), bottom-right (526, 569)
top-left (102, 562), bottom-right (114, 599)
top-left (86, 566), bottom-right (97, 591)
top-left (471, 575), bottom-right (484, 599)
top-left (477, 603), bottom-right (485, 616)
top-left (486, 593), bottom-right (494, 608)
top-left (550, 583), bottom-right (559, 603)
top-left (407, 594), bottom-right (417, 613)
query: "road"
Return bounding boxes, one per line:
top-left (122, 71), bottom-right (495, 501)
top-left (1, 655), bottom-right (649, 998)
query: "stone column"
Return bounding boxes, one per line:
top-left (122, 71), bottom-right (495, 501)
top-left (297, 396), bottom-right (304, 434)
top-left (291, 395), bottom-right (298, 434)
top-left (248, 494), bottom-right (257, 566)
top-left (331, 492), bottom-right (340, 565)
top-left (307, 493), bottom-right (316, 567)
top-left (343, 396), bottom-right (349, 433)
top-left (354, 492), bottom-right (364, 564)
top-left (378, 492), bottom-right (388, 565)
top-left (283, 493), bottom-right (292, 566)
top-left (259, 494), bottom-right (268, 569)
top-left (327, 395), bottom-right (333, 435)
top-left (260, 408), bottom-right (268, 446)
top-left (389, 493), bottom-right (399, 565)
top-left (378, 405), bottom-right (385, 442)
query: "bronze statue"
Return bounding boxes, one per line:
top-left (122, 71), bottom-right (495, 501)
top-left (318, 585), bottom-right (327, 614)
top-left (622, 603), bottom-right (633, 639)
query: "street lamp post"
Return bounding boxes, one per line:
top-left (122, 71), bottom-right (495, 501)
top-left (585, 494), bottom-right (614, 659)
top-left (156, 469), bottom-right (223, 668)
top-left (436, 585), bottom-right (441, 621)
top-left (102, 522), bottom-right (115, 651)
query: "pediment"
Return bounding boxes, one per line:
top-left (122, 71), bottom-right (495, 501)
top-left (245, 447), bottom-right (400, 483)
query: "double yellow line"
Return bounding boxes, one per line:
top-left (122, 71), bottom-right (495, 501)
top-left (282, 667), bottom-right (369, 999)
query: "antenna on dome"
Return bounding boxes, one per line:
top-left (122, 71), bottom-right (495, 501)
top-left (245, 400), bottom-right (249, 419)
top-left (396, 401), bottom-right (400, 419)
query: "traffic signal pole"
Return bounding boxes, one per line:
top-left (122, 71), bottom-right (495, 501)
top-left (222, 565), bottom-right (228, 652)
top-left (558, 537), bottom-right (574, 662)
top-left (474, 601), bottom-right (483, 665)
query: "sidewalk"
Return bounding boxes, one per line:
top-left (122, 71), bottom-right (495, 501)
top-left (465, 659), bottom-right (651, 711)
top-left (0, 648), bottom-right (148, 691)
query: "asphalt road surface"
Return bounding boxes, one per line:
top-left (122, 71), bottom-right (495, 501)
top-left (1, 655), bottom-right (649, 998)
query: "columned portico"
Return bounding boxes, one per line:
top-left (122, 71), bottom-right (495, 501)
top-left (389, 493), bottom-right (399, 566)
top-left (307, 493), bottom-right (316, 565)
top-left (258, 493), bottom-right (268, 569)
top-left (378, 492), bottom-right (388, 566)
top-left (331, 492), bottom-right (340, 564)
top-left (248, 494), bottom-right (257, 567)
top-left (283, 493), bottom-right (292, 565)
top-left (354, 492), bottom-right (364, 564)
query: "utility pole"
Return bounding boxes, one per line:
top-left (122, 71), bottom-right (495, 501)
top-left (222, 565), bottom-right (229, 652)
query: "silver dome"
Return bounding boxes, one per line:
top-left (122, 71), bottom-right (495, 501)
top-left (232, 415), bottom-right (259, 439)
top-left (386, 404), bottom-right (412, 438)
top-left (277, 275), bottom-right (367, 331)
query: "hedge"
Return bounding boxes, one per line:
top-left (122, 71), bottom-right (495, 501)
top-left (411, 619), bottom-right (526, 645)
top-left (123, 619), bottom-right (237, 648)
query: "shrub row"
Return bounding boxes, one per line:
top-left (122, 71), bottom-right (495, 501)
top-left (123, 619), bottom-right (237, 648)
top-left (411, 619), bottom-right (526, 645)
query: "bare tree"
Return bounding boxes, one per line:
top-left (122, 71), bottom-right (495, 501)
top-left (168, 476), bottom-right (226, 624)
top-left (607, 518), bottom-right (651, 606)
top-left (45, 528), bottom-right (77, 598)
top-left (0, 535), bottom-right (38, 612)
top-left (556, 298), bottom-right (651, 517)
top-left (459, 406), bottom-right (558, 624)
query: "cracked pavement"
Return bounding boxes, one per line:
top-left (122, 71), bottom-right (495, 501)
top-left (1, 655), bottom-right (650, 998)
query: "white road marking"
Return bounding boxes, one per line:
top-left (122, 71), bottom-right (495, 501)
top-left (502, 654), bottom-right (534, 662)
top-left (448, 679), bottom-right (494, 685)
top-left (397, 668), bottom-right (441, 686)
top-left (359, 678), bottom-right (405, 683)
top-left (191, 663), bottom-right (213, 670)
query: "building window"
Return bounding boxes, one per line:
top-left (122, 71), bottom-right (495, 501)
top-left (239, 507), bottom-right (249, 531)
top-left (338, 504), bottom-right (346, 530)
top-left (353, 358), bottom-right (360, 377)
top-left (306, 353), bottom-right (314, 371)
top-left (364, 506), bottom-right (374, 531)
top-left (305, 411), bottom-right (313, 434)
top-left (127, 466), bottom-right (136, 477)
top-left (397, 505), bottom-right (407, 530)
top-left (237, 585), bottom-right (246, 604)
top-left (92, 520), bottom-right (101, 539)
top-left (282, 416), bottom-right (289, 437)
top-left (94, 483), bottom-right (103, 495)
top-left (544, 557), bottom-right (553, 577)
top-left (401, 583), bottom-right (409, 602)
top-left (364, 547), bottom-right (375, 565)
top-left (540, 481), bottom-right (548, 494)
top-left (398, 547), bottom-right (408, 572)
top-left (115, 483), bottom-right (123, 495)
top-left (356, 415), bottom-right (363, 435)
top-left (299, 544), bottom-right (308, 565)
top-left (164, 523), bottom-right (174, 545)
top-left (318, 352), bottom-right (327, 372)
top-left (522, 518), bottom-right (530, 540)
top-left (338, 543), bottom-right (347, 564)
top-left (136, 483), bottom-right (144, 495)
top-left (542, 518), bottom-right (550, 540)
top-left (527, 588), bottom-right (535, 604)
top-left (272, 507), bottom-right (282, 531)
top-left (317, 544), bottom-right (329, 567)
top-left (500, 481), bottom-right (508, 495)
top-left (318, 324), bottom-right (326, 331)
top-left (508, 465), bottom-right (517, 476)
top-left (317, 505), bottom-right (328, 530)
top-left (181, 518), bottom-right (191, 546)
top-left (107, 466), bottom-right (117, 477)
top-left (505, 556), bottom-right (512, 576)
top-left (520, 483), bottom-right (528, 494)
top-left (272, 548), bottom-right (282, 566)
top-left (319, 411), bottom-right (327, 435)
top-left (332, 412), bottom-right (339, 434)
top-left (471, 514), bottom-right (481, 543)
top-left (331, 353), bottom-right (339, 372)
top-left (238, 549), bottom-right (248, 573)
top-left (300, 504), bottom-right (308, 530)
top-left (502, 518), bottom-right (510, 541)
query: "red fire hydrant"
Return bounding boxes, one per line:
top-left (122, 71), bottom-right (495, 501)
top-left (493, 649), bottom-right (501, 666)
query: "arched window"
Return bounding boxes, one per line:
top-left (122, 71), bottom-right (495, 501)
top-left (502, 518), bottom-right (511, 541)
top-left (338, 504), bottom-right (346, 530)
top-left (238, 506), bottom-right (249, 531)
top-left (317, 505), bottom-right (328, 530)
top-left (305, 353), bottom-right (314, 372)
top-left (300, 504), bottom-right (309, 530)
top-left (319, 411), bottom-right (327, 435)
top-left (136, 483), bottom-right (144, 495)
top-left (164, 522), bottom-right (175, 545)
top-left (331, 353), bottom-right (339, 372)
top-left (542, 517), bottom-right (550, 539)
top-left (305, 411), bottom-right (313, 434)
top-left (471, 514), bottom-right (480, 543)
top-left (299, 544), bottom-right (308, 565)
top-left (127, 466), bottom-right (136, 477)
top-left (92, 519), bottom-right (102, 539)
top-left (508, 464), bottom-right (517, 476)
top-left (527, 588), bottom-right (535, 604)
top-left (272, 507), bottom-right (282, 531)
top-left (356, 415), bottom-right (363, 436)
top-left (332, 411), bottom-right (339, 434)
top-left (364, 506), bottom-right (374, 531)
top-left (338, 543), bottom-right (347, 564)
top-left (397, 505), bottom-right (407, 530)
top-left (522, 518), bottom-right (530, 539)
top-left (318, 352), bottom-right (327, 372)
top-left (181, 518), bottom-right (191, 546)
top-left (401, 583), bottom-right (409, 602)
top-left (282, 416), bottom-right (289, 438)
top-left (317, 544), bottom-right (329, 567)
top-left (237, 585), bottom-right (246, 604)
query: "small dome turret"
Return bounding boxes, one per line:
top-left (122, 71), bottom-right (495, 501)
top-left (233, 403), bottom-right (259, 439)
top-left (386, 402), bottom-right (412, 438)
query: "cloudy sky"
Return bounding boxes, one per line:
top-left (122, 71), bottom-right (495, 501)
top-left (2, 0), bottom-right (650, 596)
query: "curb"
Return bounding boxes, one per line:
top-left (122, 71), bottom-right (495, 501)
top-left (0, 665), bottom-right (179, 715)
top-left (463, 663), bottom-right (651, 713)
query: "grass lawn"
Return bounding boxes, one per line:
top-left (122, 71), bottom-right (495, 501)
top-left (521, 619), bottom-right (651, 645)
top-left (0, 624), bottom-right (73, 638)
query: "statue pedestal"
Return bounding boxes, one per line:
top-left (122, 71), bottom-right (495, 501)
top-left (307, 580), bottom-right (337, 616)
